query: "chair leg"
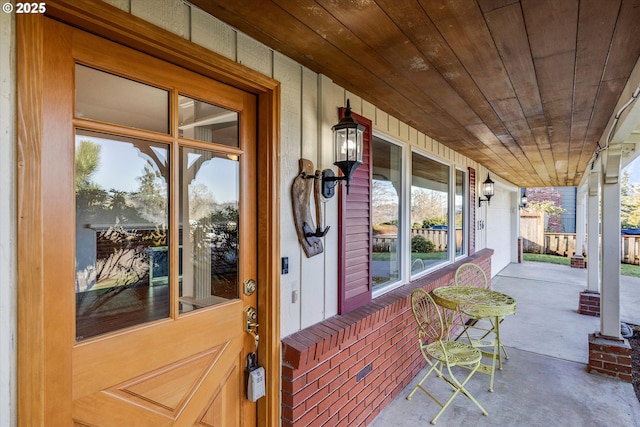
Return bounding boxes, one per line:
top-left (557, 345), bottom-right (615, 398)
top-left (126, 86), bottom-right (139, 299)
top-left (406, 361), bottom-right (441, 401)
top-left (430, 363), bottom-right (487, 425)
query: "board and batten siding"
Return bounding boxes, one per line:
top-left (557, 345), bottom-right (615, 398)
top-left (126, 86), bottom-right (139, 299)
top-left (93, 0), bottom-right (503, 336)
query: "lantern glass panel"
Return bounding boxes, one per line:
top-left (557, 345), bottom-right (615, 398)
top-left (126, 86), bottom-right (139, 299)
top-left (483, 181), bottom-right (494, 197)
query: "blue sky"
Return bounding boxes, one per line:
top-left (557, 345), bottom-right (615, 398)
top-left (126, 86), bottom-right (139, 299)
top-left (623, 157), bottom-right (640, 185)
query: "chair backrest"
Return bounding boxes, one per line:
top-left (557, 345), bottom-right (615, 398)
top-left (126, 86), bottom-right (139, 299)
top-left (455, 262), bottom-right (488, 288)
top-left (410, 288), bottom-right (445, 341)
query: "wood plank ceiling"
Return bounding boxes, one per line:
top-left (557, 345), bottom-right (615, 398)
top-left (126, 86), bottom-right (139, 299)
top-left (192, 0), bottom-right (640, 187)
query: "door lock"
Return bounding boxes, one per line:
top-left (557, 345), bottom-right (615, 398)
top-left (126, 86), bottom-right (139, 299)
top-left (245, 307), bottom-right (259, 353)
top-left (244, 278), bottom-right (256, 296)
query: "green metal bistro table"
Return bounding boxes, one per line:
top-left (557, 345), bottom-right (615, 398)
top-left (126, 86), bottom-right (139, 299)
top-left (432, 286), bottom-right (516, 392)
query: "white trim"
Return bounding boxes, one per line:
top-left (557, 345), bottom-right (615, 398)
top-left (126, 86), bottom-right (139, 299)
top-left (0, 9), bottom-right (16, 427)
top-left (371, 131), bottom-right (406, 298)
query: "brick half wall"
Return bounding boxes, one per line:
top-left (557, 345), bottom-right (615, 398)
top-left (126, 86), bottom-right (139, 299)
top-left (281, 249), bottom-right (494, 426)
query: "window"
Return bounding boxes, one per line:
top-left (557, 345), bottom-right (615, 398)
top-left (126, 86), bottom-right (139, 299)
top-left (74, 64), bottom-right (246, 340)
top-left (74, 130), bottom-right (171, 340)
top-left (455, 169), bottom-right (466, 257)
top-left (411, 153), bottom-right (450, 275)
top-left (338, 121), bottom-right (473, 313)
top-left (372, 136), bottom-right (403, 291)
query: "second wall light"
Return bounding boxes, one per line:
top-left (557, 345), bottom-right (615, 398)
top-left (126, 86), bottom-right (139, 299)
top-left (478, 173), bottom-right (495, 207)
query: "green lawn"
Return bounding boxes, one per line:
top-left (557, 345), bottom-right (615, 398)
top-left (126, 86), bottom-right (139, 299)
top-left (523, 253), bottom-right (640, 278)
top-left (373, 252), bottom-right (446, 261)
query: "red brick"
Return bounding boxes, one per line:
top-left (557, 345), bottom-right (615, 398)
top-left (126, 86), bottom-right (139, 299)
top-left (325, 412), bottom-right (341, 427)
top-left (305, 385), bottom-right (330, 412)
top-left (330, 393), bottom-right (350, 415)
top-left (329, 371), bottom-right (348, 394)
top-left (295, 406), bottom-right (319, 426)
top-left (339, 353), bottom-right (358, 374)
top-left (347, 377), bottom-right (366, 401)
top-left (329, 349), bottom-right (350, 370)
top-left (617, 355), bottom-right (632, 365)
top-left (308, 409), bottom-right (330, 427)
top-left (338, 396), bottom-right (358, 421)
top-left (339, 376), bottom-right (357, 397)
top-left (285, 381), bottom-right (319, 408)
top-left (307, 361), bottom-right (330, 383)
top-left (348, 338), bottom-right (368, 356)
top-left (588, 359), bottom-right (603, 369)
top-left (317, 366), bottom-right (341, 388)
top-left (603, 362), bottom-right (632, 373)
top-left (281, 400), bottom-right (309, 422)
top-left (619, 373), bottom-right (633, 382)
top-left (281, 374), bottom-right (308, 394)
top-left (318, 389), bottom-right (338, 414)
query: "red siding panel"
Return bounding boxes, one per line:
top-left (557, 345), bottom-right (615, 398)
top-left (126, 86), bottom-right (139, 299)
top-left (468, 167), bottom-right (476, 255)
top-left (339, 107), bottom-right (373, 314)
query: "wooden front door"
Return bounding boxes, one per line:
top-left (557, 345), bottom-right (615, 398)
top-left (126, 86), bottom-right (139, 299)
top-left (22, 17), bottom-right (259, 426)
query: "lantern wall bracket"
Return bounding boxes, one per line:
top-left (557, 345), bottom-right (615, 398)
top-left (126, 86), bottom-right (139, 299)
top-left (292, 159), bottom-right (328, 258)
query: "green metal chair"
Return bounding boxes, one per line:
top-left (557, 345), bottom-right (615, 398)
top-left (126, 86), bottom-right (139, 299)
top-left (454, 263), bottom-right (510, 366)
top-left (406, 288), bottom-right (487, 424)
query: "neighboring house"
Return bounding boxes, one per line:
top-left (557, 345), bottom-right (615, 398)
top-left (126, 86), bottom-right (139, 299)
top-left (2, 2), bottom-right (640, 427)
top-left (525, 186), bottom-right (577, 233)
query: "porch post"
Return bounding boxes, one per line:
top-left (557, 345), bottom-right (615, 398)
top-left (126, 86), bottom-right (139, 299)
top-left (586, 171), bottom-right (600, 293)
top-left (571, 187), bottom-right (586, 268)
top-left (574, 189), bottom-right (585, 254)
top-left (578, 170), bottom-right (601, 316)
top-left (587, 148), bottom-right (631, 382)
top-left (600, 165), bottom-right (621, 339)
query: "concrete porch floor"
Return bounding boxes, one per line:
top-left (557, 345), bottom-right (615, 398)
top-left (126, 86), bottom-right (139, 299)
top-left (370, 261), bottom-right (640, 427)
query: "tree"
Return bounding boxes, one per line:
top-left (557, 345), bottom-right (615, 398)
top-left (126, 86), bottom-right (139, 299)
top-left (410, 187), bottom-right (448, 227)
top-left (75, 140), bottom-right (101, 190)
top-left (134, 165), bottom-right (168, 224)
top-left (621, 170), bottom-right (640, 228)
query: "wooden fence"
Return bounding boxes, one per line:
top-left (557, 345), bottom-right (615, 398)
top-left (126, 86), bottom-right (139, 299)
top-left (622, 235), bottom-right (640, 265)
top-left (376, 217), bottom-right (640, 265)
top-left (372, 228), bottom-right (462, 253)
top-left (520, 211), bottom-right (640, 264)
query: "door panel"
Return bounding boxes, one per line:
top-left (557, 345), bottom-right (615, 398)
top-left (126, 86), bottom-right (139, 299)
top-left (40, 19), bottom-right (257, 426)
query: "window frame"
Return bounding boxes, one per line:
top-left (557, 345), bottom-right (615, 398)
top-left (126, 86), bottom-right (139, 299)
top-left (371, 131), bottom-right (406, 298)
top-left (408, 147), bottom-right (454, 281)
top-left (454, 166), bottom-right (468, 260)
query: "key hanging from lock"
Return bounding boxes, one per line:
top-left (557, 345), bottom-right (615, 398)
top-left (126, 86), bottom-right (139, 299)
top-left (245, 307), bottom-right (265, 401)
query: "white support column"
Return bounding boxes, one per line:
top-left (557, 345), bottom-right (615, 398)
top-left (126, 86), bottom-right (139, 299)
top-left (575, 188), bottom-right (585, 257)
top-left (587, 171), bottom-right (600, 292)
top-left (601, 147), bottom-right (622, 339)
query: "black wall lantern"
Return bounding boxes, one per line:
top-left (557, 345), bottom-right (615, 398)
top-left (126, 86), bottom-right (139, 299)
top-left (520, 188), bottom-right (528, 209)
top-left (478, 173), bottom-right (495, 207)
top-left (322, 99), bottom-right (364, 198)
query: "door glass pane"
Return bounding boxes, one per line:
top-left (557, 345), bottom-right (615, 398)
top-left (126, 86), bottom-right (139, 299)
top-left (411, 153), bottom-right (449, 275)
top-left (75, 130), bottom-right (170, 341)
top-left (178, 95), bottom-right (239, 147)
top-left (179, 147), bottom-right (239, 313)
top-left (75, 64), bottom-right (169, 133)
top-left (372, 136), bottom-right (402, 290)
top-left (455, 169), bottom-right (466, 256)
